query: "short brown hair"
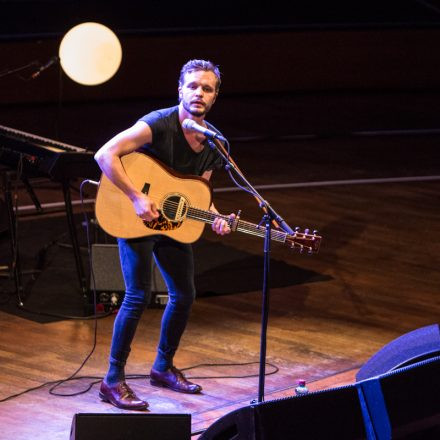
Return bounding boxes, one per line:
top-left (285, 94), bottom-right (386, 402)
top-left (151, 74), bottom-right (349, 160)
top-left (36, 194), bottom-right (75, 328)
top-left (178, 59), bottom-right (221, 93)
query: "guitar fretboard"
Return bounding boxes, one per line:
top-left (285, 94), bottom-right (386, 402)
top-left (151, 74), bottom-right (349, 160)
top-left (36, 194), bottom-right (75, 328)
top-left (187, 207), bottom-right (288, 243)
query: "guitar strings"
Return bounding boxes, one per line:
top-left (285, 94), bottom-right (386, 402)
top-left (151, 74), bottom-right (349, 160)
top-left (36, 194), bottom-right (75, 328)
top-left (160, 199), bottom-right (314, 248)
top-left (161, 200), bottom-right (286, 240)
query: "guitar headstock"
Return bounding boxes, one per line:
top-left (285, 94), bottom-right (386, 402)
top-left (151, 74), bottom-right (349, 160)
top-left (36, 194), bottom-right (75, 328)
top-left (285, 228), bottom-right (322, 254)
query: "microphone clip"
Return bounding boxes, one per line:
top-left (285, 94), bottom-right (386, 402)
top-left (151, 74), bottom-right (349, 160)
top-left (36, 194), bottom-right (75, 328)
top-left (30, 56), bottom-right (59, 79)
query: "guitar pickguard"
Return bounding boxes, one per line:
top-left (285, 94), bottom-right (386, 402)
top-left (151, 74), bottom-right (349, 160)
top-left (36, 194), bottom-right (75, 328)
top-left (143, 212), bottom-right (182, 231)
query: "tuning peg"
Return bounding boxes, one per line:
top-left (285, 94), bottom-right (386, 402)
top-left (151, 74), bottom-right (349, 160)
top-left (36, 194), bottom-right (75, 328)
top-left (313, 229), bottom-right (318, 235)
top-left (304, 228), bottom-right (310, 235)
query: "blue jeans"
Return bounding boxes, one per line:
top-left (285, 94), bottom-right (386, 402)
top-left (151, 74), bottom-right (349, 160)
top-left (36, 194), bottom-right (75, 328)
top-left (108, 235), bottom-right (196, 374)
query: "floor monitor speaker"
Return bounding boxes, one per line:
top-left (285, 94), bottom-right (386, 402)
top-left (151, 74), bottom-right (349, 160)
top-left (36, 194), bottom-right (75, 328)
top-left (200, 385), bottom-right (366, 440)
top-left (70, 413), bottom-right (190, 440)
top-left (358, 356), bottom-right (440, 439)
top-left (356, 324), bottom-right (440, 381)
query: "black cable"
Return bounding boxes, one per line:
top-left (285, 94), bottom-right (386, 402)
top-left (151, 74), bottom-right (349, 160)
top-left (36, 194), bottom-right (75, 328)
top-left (216, 137), bottom-right (263, 200)
top-left (12, 155), bottom-right (24, 306)
top-left (180, 361), bottom-right (279, 380)
top-left (0, 361), bottom-right (279, 402)
top-left (48, 178), bottom-right (102, 396)
top-left (0, 376), bottom-right (104, 403)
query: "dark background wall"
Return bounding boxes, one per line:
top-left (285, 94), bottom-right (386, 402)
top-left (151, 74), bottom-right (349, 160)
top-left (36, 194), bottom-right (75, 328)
top-left (3, 28), bottom-right (440, 103)
top-left (1, 0), bottom-right (440, 148)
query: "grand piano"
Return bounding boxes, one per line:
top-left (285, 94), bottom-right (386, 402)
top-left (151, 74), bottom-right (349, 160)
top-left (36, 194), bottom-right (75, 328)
top-left (0, 123), bottom-right (101, 307)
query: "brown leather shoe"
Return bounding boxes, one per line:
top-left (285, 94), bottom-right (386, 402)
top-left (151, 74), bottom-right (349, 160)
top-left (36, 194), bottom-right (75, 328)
top-left (150, 366), bottom-right (202, 394)
top-left (99, 381), bottom-right (149, 410)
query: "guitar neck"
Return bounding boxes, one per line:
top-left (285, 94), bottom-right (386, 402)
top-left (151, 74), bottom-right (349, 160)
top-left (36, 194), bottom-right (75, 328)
top-left (187, 207), bottom-right (287, 243)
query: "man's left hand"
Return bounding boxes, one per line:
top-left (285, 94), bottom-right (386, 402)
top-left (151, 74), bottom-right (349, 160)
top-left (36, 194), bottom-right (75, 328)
top-left (212, 213), bottom-right (235, 235)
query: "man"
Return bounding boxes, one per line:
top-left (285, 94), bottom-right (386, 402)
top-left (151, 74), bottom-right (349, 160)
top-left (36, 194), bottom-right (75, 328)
top-left (94, 59), bottom-right (232, 410)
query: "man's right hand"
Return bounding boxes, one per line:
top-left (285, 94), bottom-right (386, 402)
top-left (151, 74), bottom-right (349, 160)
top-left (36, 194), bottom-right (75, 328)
top-left (132, 193), bottom-right (159, 221)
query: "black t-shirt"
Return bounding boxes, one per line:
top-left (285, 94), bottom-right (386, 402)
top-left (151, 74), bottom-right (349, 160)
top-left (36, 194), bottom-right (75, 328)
top-left (137, 106), bottom-right (223, 176)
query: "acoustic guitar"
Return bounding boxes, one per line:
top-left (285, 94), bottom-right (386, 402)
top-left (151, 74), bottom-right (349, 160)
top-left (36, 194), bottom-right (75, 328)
top-left (95, 153), bottom-right (322, 253)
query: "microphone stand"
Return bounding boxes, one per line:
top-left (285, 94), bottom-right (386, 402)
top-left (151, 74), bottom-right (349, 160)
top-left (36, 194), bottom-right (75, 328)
top-left (208, 137), bottom-right (295, 403)
top-left (0, 61), bottom-right (39, 79)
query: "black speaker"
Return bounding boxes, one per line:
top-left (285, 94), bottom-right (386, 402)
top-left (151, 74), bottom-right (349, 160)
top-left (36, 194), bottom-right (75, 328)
top-left (70, 413), bottom-right (191, 440)
top-left (200, 385), bottom-right (366, 440)
top-left (90, 244), bottom-right (125, 293)
top-left (90, 244), bottom-right (167, 294)
top-left (358, 356), bottom-right (440, 439)
top-left (356, 324), bottom-right (440, 382)
top-left (254, 385), bottom-right (366, 440)
top-left (198, 405), bottom-right (255, 440)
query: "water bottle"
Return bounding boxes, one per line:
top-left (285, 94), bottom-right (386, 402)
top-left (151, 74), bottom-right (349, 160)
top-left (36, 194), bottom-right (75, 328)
top-left (294, 379), bottom-right (309, 396)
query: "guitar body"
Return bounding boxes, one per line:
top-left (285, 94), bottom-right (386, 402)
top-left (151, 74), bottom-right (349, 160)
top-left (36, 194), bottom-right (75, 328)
top-left (95, 152), bottom-right (212, 242)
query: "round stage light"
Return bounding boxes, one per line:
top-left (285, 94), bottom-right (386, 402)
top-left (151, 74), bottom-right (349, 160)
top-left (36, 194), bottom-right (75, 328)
top-left (59, 22), bottom-right (122, 86)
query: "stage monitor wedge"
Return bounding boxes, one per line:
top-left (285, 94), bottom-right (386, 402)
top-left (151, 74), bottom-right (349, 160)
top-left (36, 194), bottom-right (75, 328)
top-left (358, 356), bottom-right (440, 439)
top-left (200, 385), bottom-right (366, 440)
top-left (356, 324), bottom-right (440, 382)
top-left (70, 413), bottom-right (191, 440)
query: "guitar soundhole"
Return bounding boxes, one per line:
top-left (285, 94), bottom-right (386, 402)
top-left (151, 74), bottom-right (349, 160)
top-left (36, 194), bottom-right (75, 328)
top-left (162, 194), bottom-right (188, 222)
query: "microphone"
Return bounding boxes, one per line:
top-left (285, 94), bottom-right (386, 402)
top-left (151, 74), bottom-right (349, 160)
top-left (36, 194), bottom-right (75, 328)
top-left (182, 119), bottom-right (226, 142)
top-left (31, 56), bottom-right (58, 79)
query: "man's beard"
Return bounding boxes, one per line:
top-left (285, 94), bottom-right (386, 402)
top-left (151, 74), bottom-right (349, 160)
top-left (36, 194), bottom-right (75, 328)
top-left (182, 100), bottom-right (210, 117)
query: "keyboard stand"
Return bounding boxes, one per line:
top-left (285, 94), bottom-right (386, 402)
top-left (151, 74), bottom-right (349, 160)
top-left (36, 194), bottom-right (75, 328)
top-left (61, 180), bottom-right (88, 303)
top-left (0, 169), bottom-right (43, 305)
top-left (1, 170), bottom-right (88, 310)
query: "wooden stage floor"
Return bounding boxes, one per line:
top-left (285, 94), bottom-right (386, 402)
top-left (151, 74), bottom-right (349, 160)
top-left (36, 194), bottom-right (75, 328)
top-left (0, 122), bottom-right (439, 438)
